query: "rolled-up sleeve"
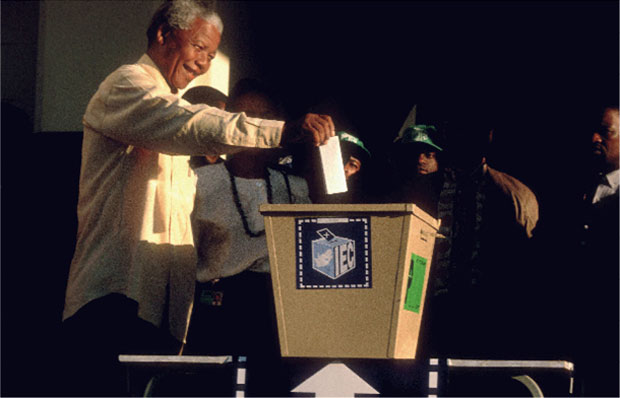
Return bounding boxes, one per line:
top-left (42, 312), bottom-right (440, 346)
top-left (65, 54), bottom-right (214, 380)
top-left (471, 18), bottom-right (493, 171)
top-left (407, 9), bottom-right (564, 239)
top-left (83, 63), bottom-right (283, 155)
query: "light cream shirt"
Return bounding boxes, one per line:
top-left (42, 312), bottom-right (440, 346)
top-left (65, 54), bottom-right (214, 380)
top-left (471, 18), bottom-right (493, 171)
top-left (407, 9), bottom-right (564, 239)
top-left (63, 54), bottom-right (284, 342)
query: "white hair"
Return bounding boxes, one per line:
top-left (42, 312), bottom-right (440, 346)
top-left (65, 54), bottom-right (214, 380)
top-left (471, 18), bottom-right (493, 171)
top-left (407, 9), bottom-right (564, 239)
top-left (147, 0), bottom-right (223, 46)
top-left (167, 0), bottom-right (223, 34)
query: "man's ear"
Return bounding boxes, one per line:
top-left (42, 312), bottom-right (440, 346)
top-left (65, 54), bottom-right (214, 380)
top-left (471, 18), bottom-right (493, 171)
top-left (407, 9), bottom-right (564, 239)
top-left (156, 24), bottom-right (172, 46)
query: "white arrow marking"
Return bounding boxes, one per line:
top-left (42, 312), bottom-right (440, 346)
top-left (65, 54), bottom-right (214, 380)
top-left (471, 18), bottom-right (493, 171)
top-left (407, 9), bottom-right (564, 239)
top-left (292, 362), bottom-right (379, 397)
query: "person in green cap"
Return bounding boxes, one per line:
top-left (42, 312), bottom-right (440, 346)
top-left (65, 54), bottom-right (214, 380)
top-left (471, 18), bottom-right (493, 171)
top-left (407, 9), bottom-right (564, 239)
top-left (287, 97), bottom-right (372, 203)
top-left (286, 129), bottom-right (371, 203)
top-left (388, 124), bottom-right (445, 218)
top-left (422, 104), bottom-right (540, 363)
top-left (337, 131), bottom-right (371, 178)
top-left (399, 124), bottom-right (443, 175)
top-left (334, 130), bottom-right (372, 203)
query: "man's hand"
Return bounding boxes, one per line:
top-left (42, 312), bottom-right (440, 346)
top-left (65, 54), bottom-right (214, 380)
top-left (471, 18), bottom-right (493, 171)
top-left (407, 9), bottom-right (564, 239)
top-left (281, 114), bottom-right (335, 147)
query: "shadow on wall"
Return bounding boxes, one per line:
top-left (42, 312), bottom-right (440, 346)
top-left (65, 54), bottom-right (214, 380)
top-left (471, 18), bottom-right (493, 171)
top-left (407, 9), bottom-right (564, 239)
top-left (1, 102), bottom-right (82, 396)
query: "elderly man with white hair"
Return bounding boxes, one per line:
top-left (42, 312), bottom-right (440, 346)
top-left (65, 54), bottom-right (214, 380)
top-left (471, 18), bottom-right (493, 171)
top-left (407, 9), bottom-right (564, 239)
top-left (61, 1), bottom-right (334, 394)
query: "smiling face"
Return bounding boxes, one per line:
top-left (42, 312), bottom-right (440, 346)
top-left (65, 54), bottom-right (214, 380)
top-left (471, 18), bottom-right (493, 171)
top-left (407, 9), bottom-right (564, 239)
top-left (153, 17), bottom-right (221, 91)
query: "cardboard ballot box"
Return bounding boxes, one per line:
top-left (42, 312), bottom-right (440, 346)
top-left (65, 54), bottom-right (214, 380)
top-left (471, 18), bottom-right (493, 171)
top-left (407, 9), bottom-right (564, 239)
top-left (259, 204), bottom-right (440, 359)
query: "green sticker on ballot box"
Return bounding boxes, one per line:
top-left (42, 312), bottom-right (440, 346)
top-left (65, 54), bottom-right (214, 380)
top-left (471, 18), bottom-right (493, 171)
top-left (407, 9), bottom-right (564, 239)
top-left (404, 253), bottom-right (427, 313)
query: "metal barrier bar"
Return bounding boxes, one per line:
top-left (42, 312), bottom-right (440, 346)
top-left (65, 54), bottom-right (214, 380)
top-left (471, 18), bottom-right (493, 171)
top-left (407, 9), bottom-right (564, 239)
top-left (446, 359), bottom-right (574, 371)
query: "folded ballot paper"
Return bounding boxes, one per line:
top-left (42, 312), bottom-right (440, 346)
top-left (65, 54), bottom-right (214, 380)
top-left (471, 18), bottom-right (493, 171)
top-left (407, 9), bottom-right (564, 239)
top-left (319, 135), bottom-right (348, 195)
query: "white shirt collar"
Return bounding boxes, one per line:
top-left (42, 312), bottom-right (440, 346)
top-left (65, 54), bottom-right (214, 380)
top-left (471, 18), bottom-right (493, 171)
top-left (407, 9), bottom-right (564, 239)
top-left (592, 168), bottom-right (620, 204)
top-left (137, 54), bottom-right (175, 94)
top-left (603, 169), bottom-right (620, 190)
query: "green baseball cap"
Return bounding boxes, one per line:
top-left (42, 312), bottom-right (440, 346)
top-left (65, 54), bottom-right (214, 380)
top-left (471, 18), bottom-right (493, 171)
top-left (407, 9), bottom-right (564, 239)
top-left (337, 131), bottom-right (371, 157)
top-left (398, 124), bottom-right (443, 151)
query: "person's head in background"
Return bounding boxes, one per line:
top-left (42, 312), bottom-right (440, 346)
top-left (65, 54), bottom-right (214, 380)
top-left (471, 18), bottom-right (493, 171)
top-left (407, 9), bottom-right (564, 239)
top-left (337, 131), bottom-right (371, 203)
top-left (338, 131), bottom-right (371, 180)
top-left (394, 124), bottom-right (444, 178)
top-left (146, 0), bottom-right (223, 93)
top-left (183, 85), bottom-right (228, 111)
top-left (289, 131), bottom-right (370, 204)
top-left (287, 97), bottom-right (364, 202)
top-left (226, 78), bottom-right (284, 120)
top-left (182, 85), bottom-right (228, 167)
top-left (591, 104), bottom-right (619, 174)
top-left (225, 78), bottom-right (286, 177)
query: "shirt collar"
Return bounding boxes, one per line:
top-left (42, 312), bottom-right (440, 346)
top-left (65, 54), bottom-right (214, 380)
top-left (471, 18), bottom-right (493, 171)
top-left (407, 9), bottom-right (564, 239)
top-left (137, 54), bottom-right (176, 94)
top-left (603, 169), bottom-right (620, 191)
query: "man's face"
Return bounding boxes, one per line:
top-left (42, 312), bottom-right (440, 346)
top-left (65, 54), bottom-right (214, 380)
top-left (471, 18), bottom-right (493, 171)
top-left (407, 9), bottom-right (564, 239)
top-left (227, 92), bottom-right (282, 164)
top-left (343, 156), bottom-right (362, 179)
top-left (417, 150), bottom-right (438, 175)
top-left (159, 18), bottom-right (221, 91)
top-left (228, 93), bottom-right (278, 119)
top-left (592, 107), bottom-right (619, 172)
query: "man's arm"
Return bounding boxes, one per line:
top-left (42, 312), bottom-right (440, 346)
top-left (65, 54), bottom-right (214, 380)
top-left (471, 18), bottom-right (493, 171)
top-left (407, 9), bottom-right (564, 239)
top-left (84, 65), bottom-right (332, 155)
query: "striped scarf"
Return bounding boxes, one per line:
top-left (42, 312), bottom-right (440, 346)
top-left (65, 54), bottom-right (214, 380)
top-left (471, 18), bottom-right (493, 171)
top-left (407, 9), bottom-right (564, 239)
top-left (430, 165), bottom-right (487, 299)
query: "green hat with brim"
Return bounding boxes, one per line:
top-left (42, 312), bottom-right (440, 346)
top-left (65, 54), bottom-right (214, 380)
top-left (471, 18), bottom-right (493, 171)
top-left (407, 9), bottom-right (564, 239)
top-left (337, 131), bottom-right (371, 157)
top-left (397, 125), bottom-right (443, 151)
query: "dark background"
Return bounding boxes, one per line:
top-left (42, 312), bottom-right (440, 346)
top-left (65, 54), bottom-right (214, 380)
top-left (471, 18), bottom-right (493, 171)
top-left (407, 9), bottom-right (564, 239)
top-left (2, 1), bottom-right (618, 395)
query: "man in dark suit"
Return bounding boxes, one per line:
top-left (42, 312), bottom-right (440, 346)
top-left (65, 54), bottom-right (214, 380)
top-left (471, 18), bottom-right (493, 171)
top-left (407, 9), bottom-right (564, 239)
top-left (575, 104), bottom-right (619, 397)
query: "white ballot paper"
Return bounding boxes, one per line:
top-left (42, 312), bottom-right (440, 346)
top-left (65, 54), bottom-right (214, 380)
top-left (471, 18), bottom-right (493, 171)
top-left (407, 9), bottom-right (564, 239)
top-left (319, 136), bottom-right (348, 195)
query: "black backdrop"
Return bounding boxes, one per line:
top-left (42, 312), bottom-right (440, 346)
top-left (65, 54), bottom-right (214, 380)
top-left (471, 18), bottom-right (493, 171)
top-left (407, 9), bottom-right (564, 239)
top-left (238, 0), bottom-right (618, 173)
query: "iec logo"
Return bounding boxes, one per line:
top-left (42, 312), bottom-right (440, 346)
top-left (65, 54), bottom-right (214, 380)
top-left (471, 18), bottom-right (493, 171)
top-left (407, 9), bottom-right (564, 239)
top-left (312, 228), bottom-right (356, 279)
top-left (296, 217), bottom-right (371, 289)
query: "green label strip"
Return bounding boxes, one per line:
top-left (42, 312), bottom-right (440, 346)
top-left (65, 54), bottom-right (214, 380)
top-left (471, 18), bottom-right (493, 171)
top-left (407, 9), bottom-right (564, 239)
top-left (404, 253), bottom-right (427, 313)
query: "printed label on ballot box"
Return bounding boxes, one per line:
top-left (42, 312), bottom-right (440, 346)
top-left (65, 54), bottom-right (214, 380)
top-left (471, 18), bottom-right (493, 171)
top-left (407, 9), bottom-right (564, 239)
top-left (295, 217), bottom-right (371, 289)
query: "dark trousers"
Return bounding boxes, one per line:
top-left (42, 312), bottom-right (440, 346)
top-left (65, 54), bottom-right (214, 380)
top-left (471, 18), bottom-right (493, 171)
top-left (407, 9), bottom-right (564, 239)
top-left (184, 271), bottom-right (286, 396)
top-left (60, 294), bottom-right (181, 396)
